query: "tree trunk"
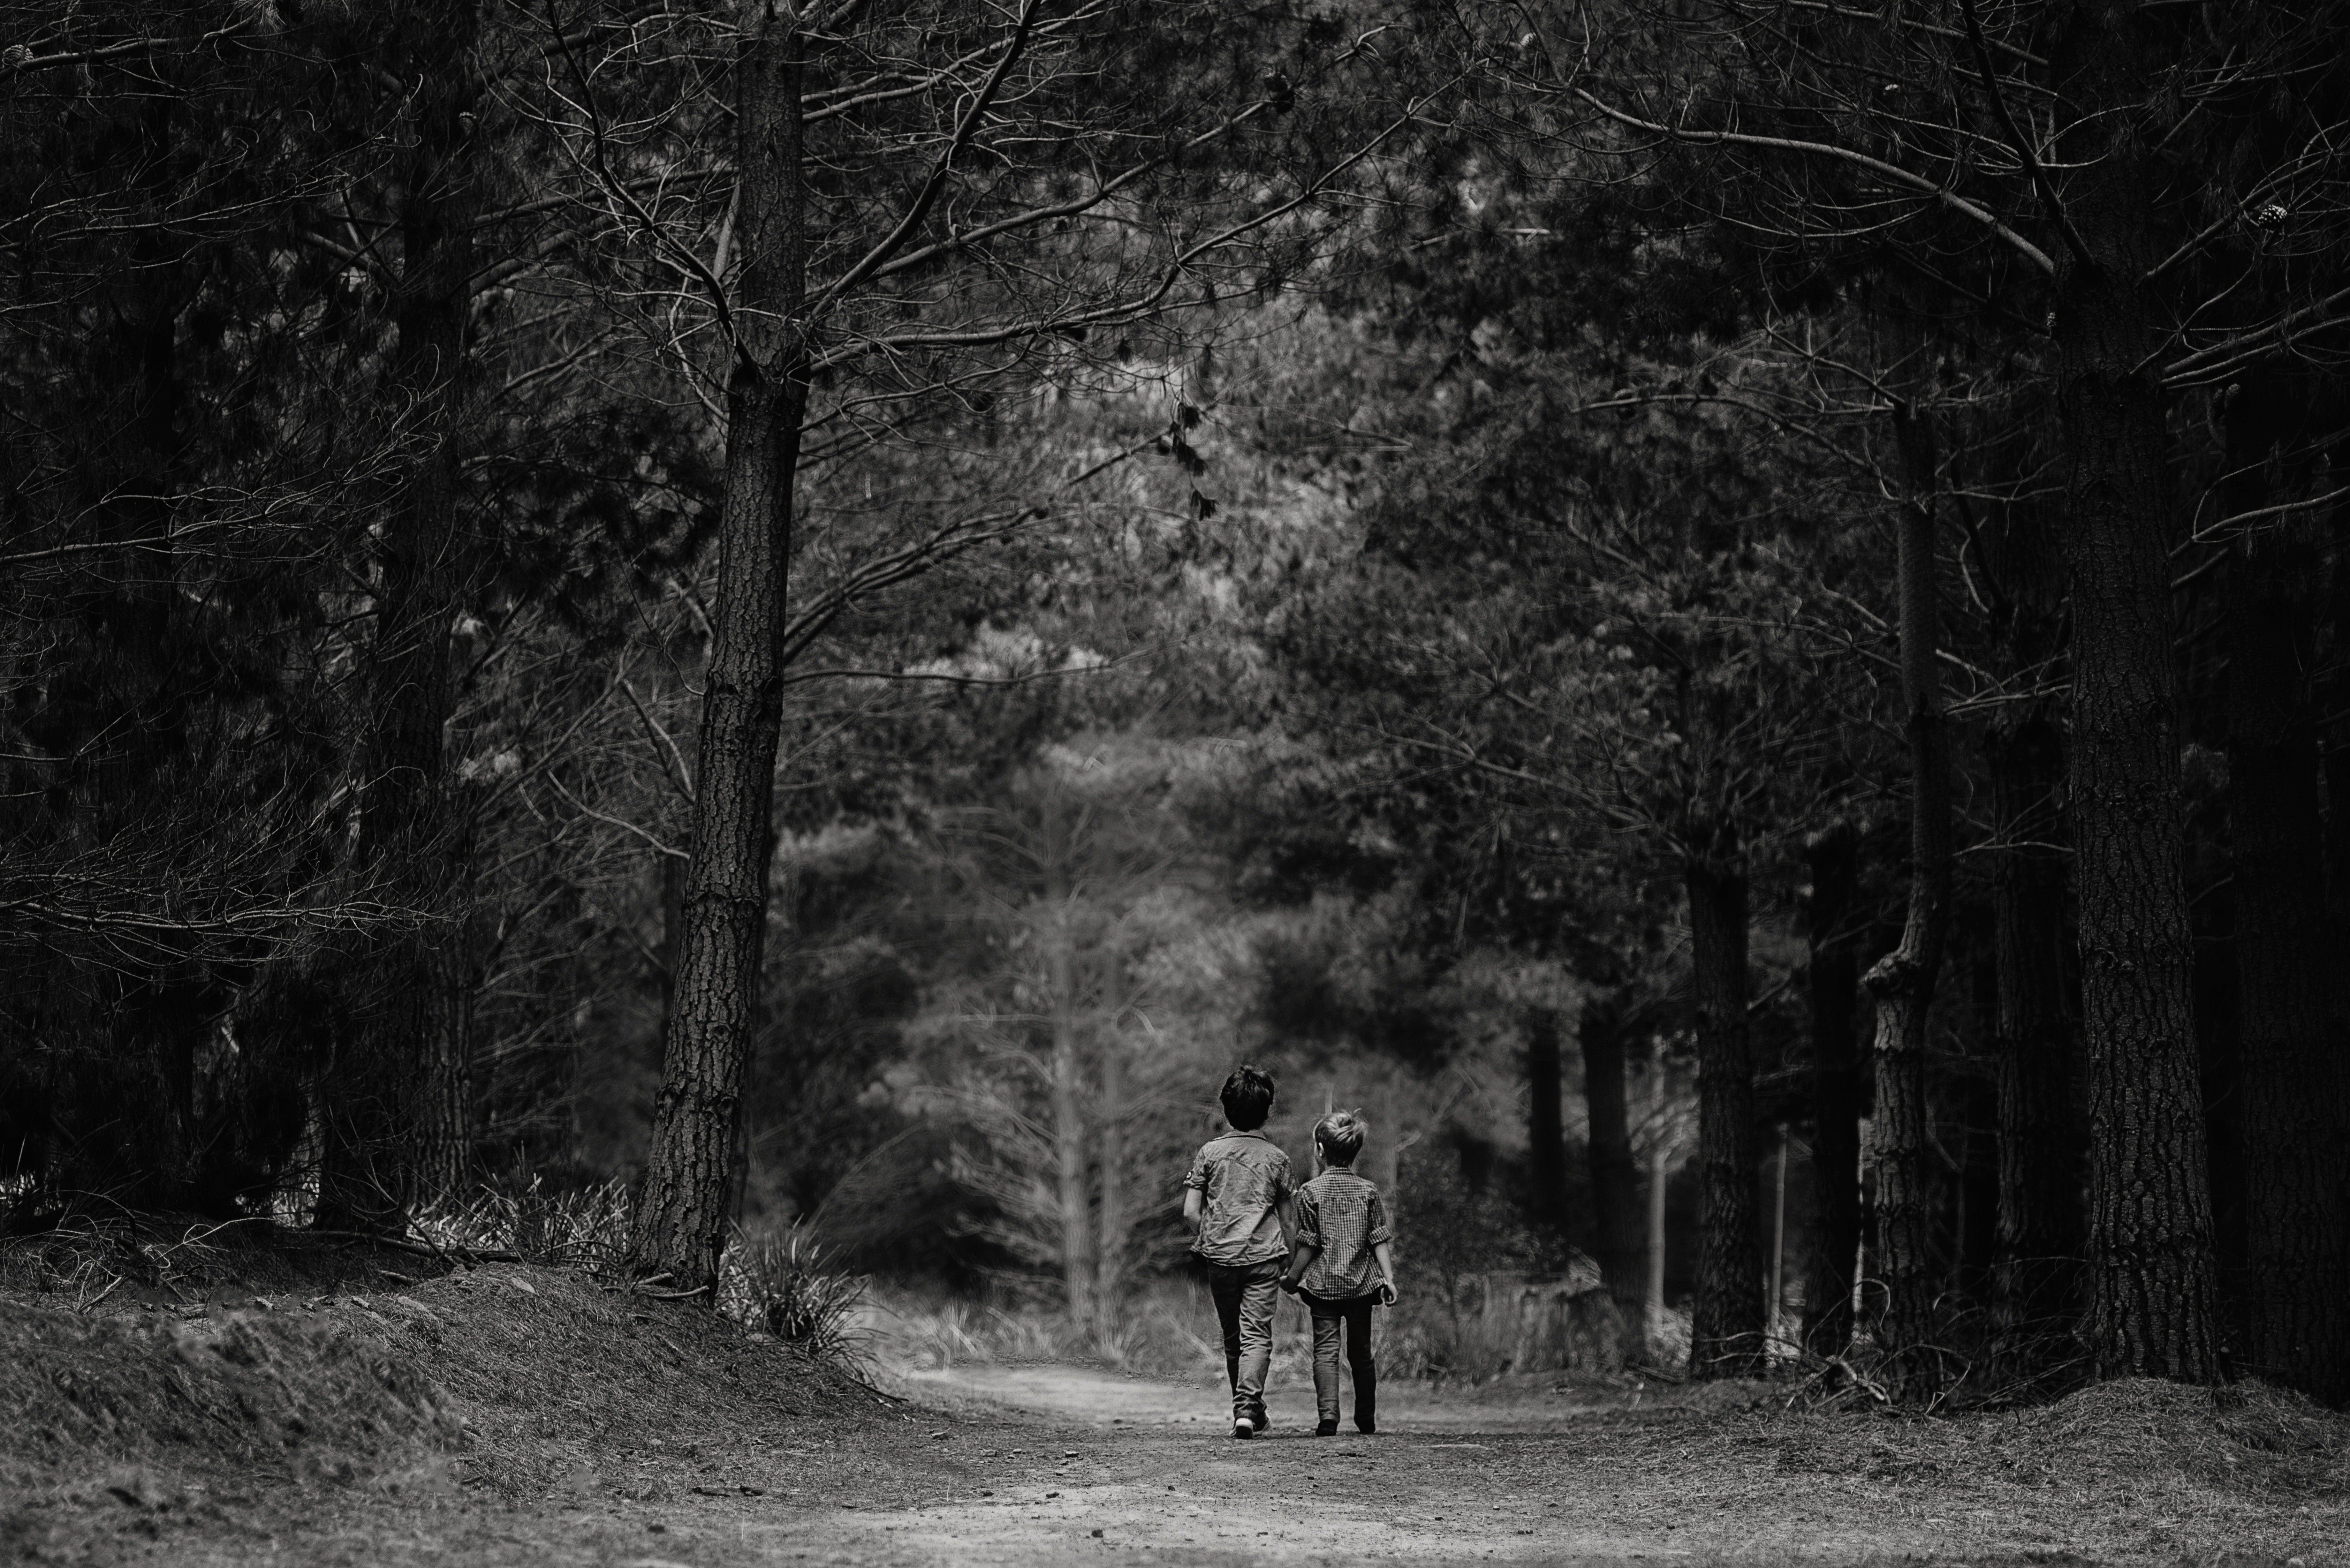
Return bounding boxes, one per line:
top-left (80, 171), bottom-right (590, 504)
top-left (1646, 1136), bottom-right (1669, 1334)
top-left (414, 920), bottom-right (477, 1201)
top-left (1973, 382), bottom-right (2088, 1356)
top-left (1526, 1006), bottom-right (1569, 1237)
top-left (1096, 1001), bottom-right (1125, 1347)
top-left (317, 3), bottom-right (482, 1231)
top-left (2221, 373), bottom-right (2350, 1405)
top-left (1048, 849), bottom-right (1094, 1325)
top-left (1686, 853), bottom-right (1763, 1378)
top-left (2048, 0), bottom-right (2223, 1383)
top-left (626, 11), bottom-right (808, 1293)
top-left (2329, 510), bottom-right (2350, 969)
top-left (1800, 821), bottom-right (1861, 1355)
top-left (1373, 1078), bottom-right (1404, 1254)
top-left (1579, 990), bottom-right (1645, 1339)
top-left (1985, 711), bottom-right (2087, 1339)
top-left (2328, 483), bottom-right (2350, 1069)
top-left (1865, 389), bottom-right (1955, 1394)
top-left (1644, 1031), bottom-right (1673, 1338)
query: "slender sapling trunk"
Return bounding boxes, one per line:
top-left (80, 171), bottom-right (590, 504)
top-left (627, 7), bottom-right (810, 1292)
top-left (1866, 387), bottom-right (1956, 1394)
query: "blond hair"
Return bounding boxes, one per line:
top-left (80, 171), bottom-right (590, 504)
top-left (1314, 1110), bottom-right (1368, 1164)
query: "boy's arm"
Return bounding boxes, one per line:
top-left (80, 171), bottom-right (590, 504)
top-left (1277, 1181), bottom-right (1314, 1291)
top-left (1372, 1239), bottom-right (1399, 1305)
top-left (1180, 1146), bottom-right (1211, 1236)
top-left (1279, 1236), bottom-right (1320, 1293)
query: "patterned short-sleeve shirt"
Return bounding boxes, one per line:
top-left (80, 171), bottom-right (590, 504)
top-left (1184, 1130), bottom-right (1294, 1266)
top-left (1293, 1170), bottom-right (1392, 1300)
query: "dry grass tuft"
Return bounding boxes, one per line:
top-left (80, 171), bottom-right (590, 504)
top-left (411, 1180), bottom-right (633, 1270)
top-left (720, 1229), bottom-right (868, 1364)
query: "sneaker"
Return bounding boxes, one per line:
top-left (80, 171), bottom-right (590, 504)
top-left (1231, 1415), bottom-right (1256, 1439)
top-left (1314, 1420), bottom-right (1339, 1437)
top-left (1354, 1419), bottom-right (1377, 1435)
top-left (1247, 1403), bottom-right (1270, 1432)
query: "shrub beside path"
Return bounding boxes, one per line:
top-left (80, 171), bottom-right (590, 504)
top-left (5, 1263), bottom-right (2348, 1565)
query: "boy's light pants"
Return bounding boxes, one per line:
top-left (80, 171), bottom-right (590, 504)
top-left (1202, 1259), bottom-right (1283, 1417)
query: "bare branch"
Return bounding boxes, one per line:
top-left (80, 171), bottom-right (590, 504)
top-left (1572, 88), bottom-right (2057, 277)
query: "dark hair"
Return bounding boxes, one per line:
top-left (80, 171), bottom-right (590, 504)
top-left (1219, 1064), bottom-right (1276, 1131)
top-left (1315, 1110), bottom-right (1367, 1164)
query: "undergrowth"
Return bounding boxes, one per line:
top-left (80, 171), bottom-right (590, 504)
top-left (868, 1277), bottom-right (1659, 1385)
top-left (722, 1228), bottom-right (867, 1364)
top-left (1, 1178), bottom-right (869, 1378)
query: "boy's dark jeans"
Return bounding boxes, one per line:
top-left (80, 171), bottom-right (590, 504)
top-left (1202, 1259), bottom-right (1283, 1417)
top-left (1300, 1289), bottom-right (1377, 1428)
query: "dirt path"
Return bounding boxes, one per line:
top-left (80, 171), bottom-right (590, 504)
top-left (889, 1359), bottom-right (1619, 1433)
top-left (12, 1267), bottom-right (2344, 1568)
top-left (85, 1352), bottom-right (2345, 1568)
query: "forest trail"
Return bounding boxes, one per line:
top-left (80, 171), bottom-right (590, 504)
top-left (12, 1268), bottom-right (2345, 1567)
top-left (142, 1359), bottom-right (2341, 1568)
top-left (890, 1358), bottom-right (1607, 1433)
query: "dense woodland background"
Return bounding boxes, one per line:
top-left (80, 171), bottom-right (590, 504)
top-left (5, 0), bottom-right (2348, 1408)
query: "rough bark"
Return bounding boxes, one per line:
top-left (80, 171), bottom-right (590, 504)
top-left (1578, 990), bottom-right (1645, 1335)
top-left (1526, 1006), bottom-right (1570, 1237)
top-left (1865, 390), bottom-right (1955, 1393)
top-left (626, 11), bottom-right (808, 1292)
top-left (1686, 854), bottom-right (1763, 1378)
top-left (2220, 374), bottom-right (2350, 1404)
top-left (415, 920), bottom-right (476, 1201)
top-left (316, 2), bottom-right (482, 1231)
top-left (2049, 0), bottom-right (2222, 1382)
top-left (1800, 820), bottom-right (1862, 1355)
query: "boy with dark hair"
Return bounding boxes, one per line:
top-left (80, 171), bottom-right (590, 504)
top-left (1278, 1109), bottom-right (1397, 1436)
top-left (1182, 1064), bottom-right (1294, 1439)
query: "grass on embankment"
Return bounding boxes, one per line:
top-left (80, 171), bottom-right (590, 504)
top-left (0, 1232), bottom-right (876, 1564)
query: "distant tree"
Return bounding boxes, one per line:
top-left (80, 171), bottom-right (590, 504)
top-left (1798, 819), bottom-right (1863, 1356)
top-left (1861, 341), bottom-right (1956, 1396)
top-left (930, 749), bottom-right (1201, 1333)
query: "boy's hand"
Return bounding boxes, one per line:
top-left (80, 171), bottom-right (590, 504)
top-left (1277, 1275), bottom-right (1301, 1295)
top-left (1376, 1281), bottom-right (1397, 1308)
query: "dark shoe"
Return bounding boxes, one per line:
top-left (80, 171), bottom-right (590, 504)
top-left (1231, 1415), bottom-right (1256, 1439)
top-left (1247, 1403), bottom-right (1270, 1432)
top-left (1315, 1420), bottom-right (1339, 1437)
top-left (1355, 1419), bottom-right (1377, 1435)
